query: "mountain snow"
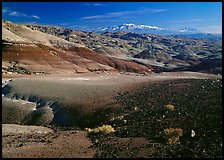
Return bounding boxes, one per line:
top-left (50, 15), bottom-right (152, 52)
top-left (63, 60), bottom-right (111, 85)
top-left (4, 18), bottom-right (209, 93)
top-left (179, 27), bottom-right (198, 33)
top-left (94, 23), bottom-right (201, 35)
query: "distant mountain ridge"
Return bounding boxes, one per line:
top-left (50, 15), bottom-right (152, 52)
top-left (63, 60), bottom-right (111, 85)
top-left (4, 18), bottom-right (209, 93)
top-left (100, 23), bottom-right (164, 32)
top-left (93, 23), bottom-right (222, 39)
top-left (172, 33), bottom-right (222, 39)
top-left (93, 23), bottom-right (202, 35)
top-left (178, 27), bottom-right (198, 33)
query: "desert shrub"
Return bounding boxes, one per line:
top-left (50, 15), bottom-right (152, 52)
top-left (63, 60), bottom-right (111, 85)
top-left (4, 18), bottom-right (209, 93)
top-left (85, 125), bottom-right (115, 134)
top-left (110, 115), bottom-right (124, 121)
top-left (164, 104), bottom-right (175, 111)
top-left (164, 127), bottom-right (183, 144)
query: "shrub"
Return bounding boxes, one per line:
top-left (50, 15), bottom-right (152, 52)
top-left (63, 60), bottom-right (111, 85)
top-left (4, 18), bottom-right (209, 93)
top-left (110, 115), bottom-right (124, 121)
top-left (164, 104), bottom-right (175, 111)
top-left (164, 127), bottom-right (183, 144)
top-left (85, 125), bottom-right (115, 134)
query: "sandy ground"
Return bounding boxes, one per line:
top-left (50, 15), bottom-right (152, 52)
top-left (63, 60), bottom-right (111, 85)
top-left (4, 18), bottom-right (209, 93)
top-left (2, 126), bottom-right (96, 158)
top-left (2, 71), bottom-right (221, 83)
top-left (2, 124), bottom-right (54, 136)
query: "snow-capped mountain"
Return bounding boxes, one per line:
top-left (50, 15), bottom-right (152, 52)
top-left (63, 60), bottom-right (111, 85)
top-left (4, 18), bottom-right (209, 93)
top-left (96, 23), bottom-right (166, 34)
top-left (178, 27), bottom-right (198, 33)
top-left (105, 23), bottom-right (164, 31)
top-left (93, 23), bottom-right (202, 35)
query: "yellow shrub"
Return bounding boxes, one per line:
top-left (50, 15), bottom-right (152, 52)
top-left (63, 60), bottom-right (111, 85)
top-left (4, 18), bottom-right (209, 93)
top-left (164, 127), bottom-right (183, 144)
top-left (164, 104), bottom-right (175, 111)
top-left (85, 125), bottom-right (115, 134)
top-left (110, 115), bottom-right (124, 121)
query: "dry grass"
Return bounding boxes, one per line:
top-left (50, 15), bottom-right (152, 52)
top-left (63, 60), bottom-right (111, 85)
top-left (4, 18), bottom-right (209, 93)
top-left (164, 128), bottom-right (183, 144)
top-left (164, 104), bottom-right (175, 111)
top-left (85, 125), bottom-right (115, 134)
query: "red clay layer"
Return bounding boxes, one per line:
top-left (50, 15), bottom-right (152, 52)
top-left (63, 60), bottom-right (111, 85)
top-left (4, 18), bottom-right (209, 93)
top-left (3, 43), bottom-right (153, 74)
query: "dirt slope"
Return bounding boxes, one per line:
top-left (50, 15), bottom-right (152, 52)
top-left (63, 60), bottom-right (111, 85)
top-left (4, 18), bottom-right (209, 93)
top-left (2, 20), bottom-right (152, 74)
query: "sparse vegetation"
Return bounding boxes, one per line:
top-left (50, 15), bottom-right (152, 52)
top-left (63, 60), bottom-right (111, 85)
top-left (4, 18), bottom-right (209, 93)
top-left (85, 125), bottom-right (115, 134)
top-left (164, 127), bottom-right (183, 144)
top-left (2, 62), bottom-right (32, 75)
top-left (90, 79), bottom-right (222, 158)
top-left (164, 104), bottom-right (175, 111)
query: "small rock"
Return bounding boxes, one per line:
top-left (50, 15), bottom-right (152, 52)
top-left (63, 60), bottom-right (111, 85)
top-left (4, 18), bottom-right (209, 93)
top-left (191, 130), bottom-right (196, 137)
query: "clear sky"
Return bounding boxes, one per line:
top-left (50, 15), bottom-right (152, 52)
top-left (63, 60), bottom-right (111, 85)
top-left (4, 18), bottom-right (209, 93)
top-left (2, 2), bottom-right (222, 33)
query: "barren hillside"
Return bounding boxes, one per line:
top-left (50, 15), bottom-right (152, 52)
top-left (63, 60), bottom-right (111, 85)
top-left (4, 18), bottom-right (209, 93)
top-left (2, 20), bottom-right (152, 75)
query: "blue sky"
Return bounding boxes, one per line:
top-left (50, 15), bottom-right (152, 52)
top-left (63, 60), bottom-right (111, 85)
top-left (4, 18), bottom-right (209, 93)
top-left (2, 2), bottom-right (222, 33)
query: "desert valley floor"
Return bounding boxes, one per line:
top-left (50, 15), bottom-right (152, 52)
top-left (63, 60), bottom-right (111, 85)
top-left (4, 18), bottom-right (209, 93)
top-left (2, 71), bottom-right (222, 158)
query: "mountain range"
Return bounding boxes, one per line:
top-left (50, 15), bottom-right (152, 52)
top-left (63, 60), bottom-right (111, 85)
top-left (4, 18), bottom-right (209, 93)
top-left (94, 23), bottom-right (222, 39)
top-left (2, 20), bottom-right (222, 75)
top-left (94, 23), bottom-right (199, 34)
